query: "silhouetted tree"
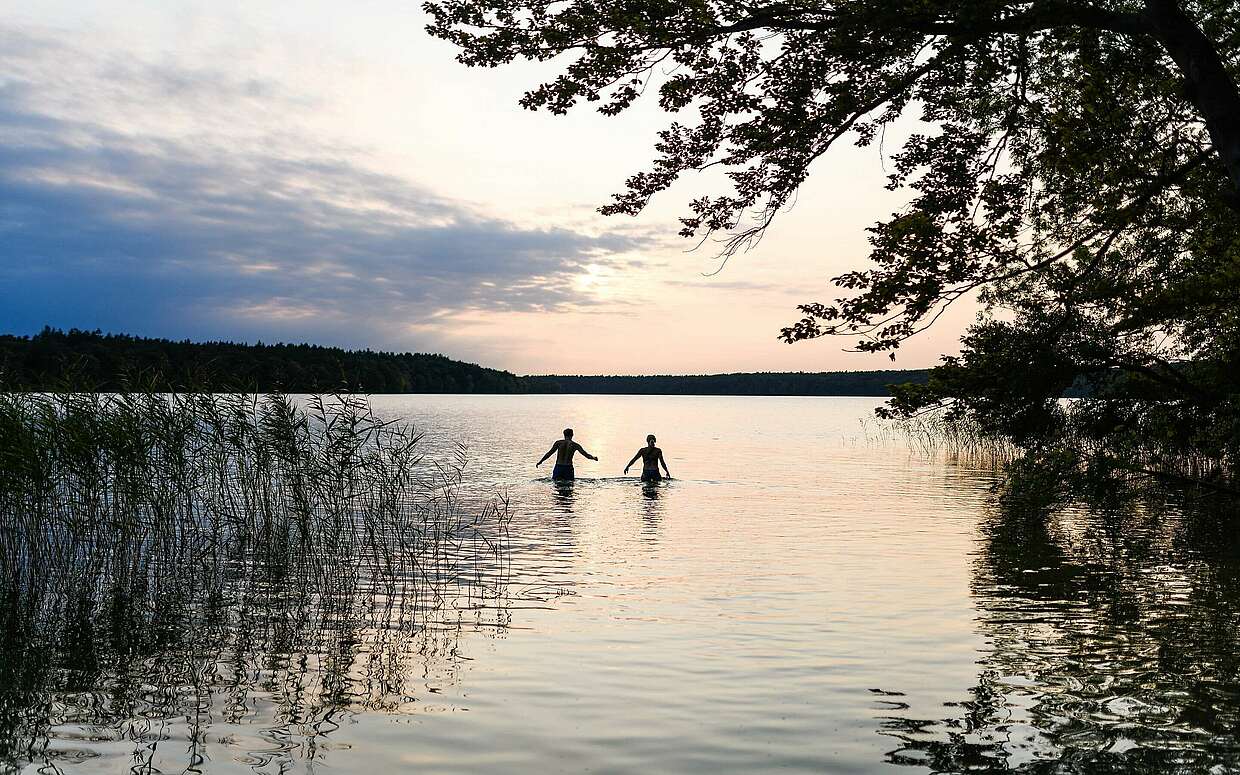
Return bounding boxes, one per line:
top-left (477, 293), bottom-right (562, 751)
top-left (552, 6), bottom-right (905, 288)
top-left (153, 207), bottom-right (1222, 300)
top-left (427, 0), bottom-right (1240, 479)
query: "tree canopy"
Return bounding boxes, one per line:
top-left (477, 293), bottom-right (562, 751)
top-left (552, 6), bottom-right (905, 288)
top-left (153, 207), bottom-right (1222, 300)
top-left (427, 0), bottom-right (1240, 483)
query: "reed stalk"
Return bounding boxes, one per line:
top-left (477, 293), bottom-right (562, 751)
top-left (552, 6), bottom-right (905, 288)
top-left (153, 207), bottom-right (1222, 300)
top-left (0, 390), bottom-right (510, 771)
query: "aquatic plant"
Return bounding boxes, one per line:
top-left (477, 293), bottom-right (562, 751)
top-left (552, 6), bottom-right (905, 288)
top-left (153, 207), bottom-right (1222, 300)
top-left (0, 390), bottom-right (510, 771)
top-left (883, 409), bottom-right (1020, 470)
top-left (888, 396), bottom-right (1238, 501)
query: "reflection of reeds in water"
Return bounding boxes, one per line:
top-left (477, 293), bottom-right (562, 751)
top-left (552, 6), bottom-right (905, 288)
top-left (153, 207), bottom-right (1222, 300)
top-left (0, 391), bottom-right (511, 772)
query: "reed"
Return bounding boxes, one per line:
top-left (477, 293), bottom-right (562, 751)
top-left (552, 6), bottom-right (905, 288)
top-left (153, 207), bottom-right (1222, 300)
top-left (885, 409), bottom-right (1020, 469)
top-left (0, 390), bottom-right (511, 771)
top-left (887, 401), bottom-right (1236, 497)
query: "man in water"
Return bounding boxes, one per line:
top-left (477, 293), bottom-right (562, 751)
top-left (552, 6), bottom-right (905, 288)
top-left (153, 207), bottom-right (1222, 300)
top-left (625, 434), bottom-right (671, 482)
top-left (536, 428), bottom-right (599, 480)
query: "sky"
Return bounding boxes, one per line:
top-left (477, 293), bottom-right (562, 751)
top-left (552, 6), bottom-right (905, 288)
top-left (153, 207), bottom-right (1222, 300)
top-left (0, 1), bottom-right (975, 375)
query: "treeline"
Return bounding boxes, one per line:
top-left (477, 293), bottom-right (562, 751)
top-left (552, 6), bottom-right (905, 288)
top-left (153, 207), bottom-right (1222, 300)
top-left (527, 371), bottom-right (929, 396)
top-left (0, 328), bottom-right (533, 393)
top-left (0, 329), bottom-right (943, 396)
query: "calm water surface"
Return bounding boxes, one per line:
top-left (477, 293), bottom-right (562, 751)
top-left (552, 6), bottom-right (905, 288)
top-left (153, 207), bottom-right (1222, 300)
top-left (6, 395), bottom-right (1240, 773)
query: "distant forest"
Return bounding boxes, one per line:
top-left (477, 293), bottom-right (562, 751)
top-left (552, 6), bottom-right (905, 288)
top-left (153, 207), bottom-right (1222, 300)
top-left (0, 329), bottom-right (931, 396)
top-left (0, 329), bottom-right (532, 393)
top-left (525, 372), bottom-right (927, 396)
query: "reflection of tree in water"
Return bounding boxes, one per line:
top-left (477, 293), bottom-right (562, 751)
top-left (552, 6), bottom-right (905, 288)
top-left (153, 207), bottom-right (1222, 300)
top-left (878, 494), bottom-right (1240, 773)
top-left (0, 392), bottom-right (518, 772)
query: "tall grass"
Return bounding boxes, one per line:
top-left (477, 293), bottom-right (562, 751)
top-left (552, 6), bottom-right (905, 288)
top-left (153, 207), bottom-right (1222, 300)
top-left (886, 401), bottom-right (1236, 497)
top-left (0, 390), bottom-right (510, 771)
top-left (881, 409), bottom-right (1020, 469)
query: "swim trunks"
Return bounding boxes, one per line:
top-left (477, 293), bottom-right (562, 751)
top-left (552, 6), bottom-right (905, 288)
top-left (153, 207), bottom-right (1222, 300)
top-left (552, 464), bottom-right (575, 480)
top-left (640, 468), bottom-right (662, 482)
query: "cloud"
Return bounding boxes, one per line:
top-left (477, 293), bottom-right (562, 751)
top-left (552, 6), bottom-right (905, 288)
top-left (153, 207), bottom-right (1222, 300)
top-left (0, 25), bottom-right (654, 351)
top-left (663, 278), bottom-right (782, 292)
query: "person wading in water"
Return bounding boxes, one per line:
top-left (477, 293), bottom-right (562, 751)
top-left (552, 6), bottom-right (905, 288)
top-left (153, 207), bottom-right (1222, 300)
top-left (536, 428), bottom-right (599, 480)
top-left (625, 434), bottom-right (670, 482)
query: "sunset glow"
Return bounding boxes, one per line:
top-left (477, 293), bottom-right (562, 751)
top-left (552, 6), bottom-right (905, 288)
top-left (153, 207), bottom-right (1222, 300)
top-left (0, 1), bottom-right (969, 374)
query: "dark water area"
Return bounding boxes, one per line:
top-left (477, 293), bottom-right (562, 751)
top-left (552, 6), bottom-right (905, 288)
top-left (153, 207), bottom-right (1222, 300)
top-left (883, 499), bottom-right (1240, 773)
top-left (2, 395), bottom-right (1240, 773)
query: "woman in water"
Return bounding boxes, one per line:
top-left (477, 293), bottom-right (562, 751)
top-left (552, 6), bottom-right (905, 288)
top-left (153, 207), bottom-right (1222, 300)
top-left (625, 434), bottom-right (670, 482)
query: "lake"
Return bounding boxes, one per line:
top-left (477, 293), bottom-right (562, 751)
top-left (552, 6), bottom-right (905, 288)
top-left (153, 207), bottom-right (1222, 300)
top-left (4, 394), bottom-right (1240, 773)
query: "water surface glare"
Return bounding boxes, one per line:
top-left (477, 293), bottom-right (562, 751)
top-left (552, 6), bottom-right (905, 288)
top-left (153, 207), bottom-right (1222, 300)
top-left (5, 395), bottom-right (1240, 773)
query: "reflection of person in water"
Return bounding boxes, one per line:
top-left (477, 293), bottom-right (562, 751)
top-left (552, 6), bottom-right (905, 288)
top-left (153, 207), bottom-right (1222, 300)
top-left (625, 434), bottom-right (670, 482)
top-left (536, 428), bottom-right (598, 480)
top-left (552, 477), bottom-right (577, 512)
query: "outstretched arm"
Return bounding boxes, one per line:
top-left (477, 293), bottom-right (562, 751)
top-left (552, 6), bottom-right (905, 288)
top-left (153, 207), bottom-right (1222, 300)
top-left (574, 442), bottom-right (598, 461)
top-left (660, 451), bottom-right (671, 477)
top-left (624, 450), bottom-right (642, 474)
top-left (537, 442), bottom-right (558, 466)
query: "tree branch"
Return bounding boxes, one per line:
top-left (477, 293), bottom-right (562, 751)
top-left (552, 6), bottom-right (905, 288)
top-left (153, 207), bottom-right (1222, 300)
top-left (715, 2), bottom-right (1149, 38)
top-left (1143, 0), bottom-right (1240, 196)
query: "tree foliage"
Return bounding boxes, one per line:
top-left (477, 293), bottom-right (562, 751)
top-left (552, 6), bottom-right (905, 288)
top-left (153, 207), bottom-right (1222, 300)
top-left (427, 0), bottom-right (1240, 481)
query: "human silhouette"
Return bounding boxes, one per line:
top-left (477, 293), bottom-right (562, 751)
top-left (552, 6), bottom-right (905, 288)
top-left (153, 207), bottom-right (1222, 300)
top-left (536, 428), bottom-right (598, 480)
top-left (625, 434), bottom-right (670, 482)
